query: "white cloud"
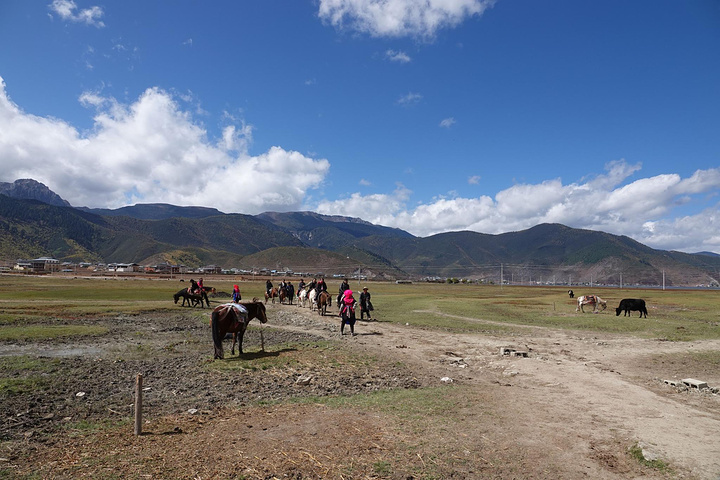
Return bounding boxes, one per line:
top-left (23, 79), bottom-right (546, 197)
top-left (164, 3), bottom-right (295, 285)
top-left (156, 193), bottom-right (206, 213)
top-left (439, 117), bottom-right (455, 128)
top-left (0, 76), bottom-right (329, 213)
top-left (359, 178), bottom-right (371, 186)
top-left (315, 162), bottom-right (720, 253)
top-left (468, 175), bottom-right (480, 185)
top-left (318, 0), bottom-right (495, 39)
top-left (386, 49), bottom-right (411, 63)
top-left (397, 92), bottom-right (422, 106)
top-left (49, 0), bottom-right (105, 28)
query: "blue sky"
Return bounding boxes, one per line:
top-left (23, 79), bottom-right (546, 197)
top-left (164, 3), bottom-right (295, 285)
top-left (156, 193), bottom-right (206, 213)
top-left (0, 1), bottom-right (719, 253)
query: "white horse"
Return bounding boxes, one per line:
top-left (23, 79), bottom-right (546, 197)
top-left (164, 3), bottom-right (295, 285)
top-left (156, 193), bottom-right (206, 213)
top-left (308, 289), bottom-right (317, 310)
top-left (297, 287), bottom-right (307, 308)
top-left (576, 295), bottom-right (607, 313)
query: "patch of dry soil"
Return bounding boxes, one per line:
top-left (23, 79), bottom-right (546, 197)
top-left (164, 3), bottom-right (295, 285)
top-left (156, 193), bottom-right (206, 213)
top-left (2, 301), bottom-right (719, 479)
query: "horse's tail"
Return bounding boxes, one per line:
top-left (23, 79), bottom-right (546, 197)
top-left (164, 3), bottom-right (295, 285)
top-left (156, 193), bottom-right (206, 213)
top-left (211, 309), bottom-right (224, 359)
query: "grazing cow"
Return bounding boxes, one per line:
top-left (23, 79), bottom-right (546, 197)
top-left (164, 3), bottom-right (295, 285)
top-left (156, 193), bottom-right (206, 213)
top-left (616, 298), bottom-right (648, 318)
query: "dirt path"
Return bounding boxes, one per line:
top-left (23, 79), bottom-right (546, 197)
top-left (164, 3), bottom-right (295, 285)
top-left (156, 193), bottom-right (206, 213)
top-left (269, 302), bottom-right (720, 478)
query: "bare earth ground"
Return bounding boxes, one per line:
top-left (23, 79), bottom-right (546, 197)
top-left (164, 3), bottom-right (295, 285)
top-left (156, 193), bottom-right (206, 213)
top-left (1, 299), bottom-right (719, 479)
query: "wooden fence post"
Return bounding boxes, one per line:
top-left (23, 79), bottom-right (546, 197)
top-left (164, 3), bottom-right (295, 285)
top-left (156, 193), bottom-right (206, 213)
top-left (134, 373), bottom-right (143, 436)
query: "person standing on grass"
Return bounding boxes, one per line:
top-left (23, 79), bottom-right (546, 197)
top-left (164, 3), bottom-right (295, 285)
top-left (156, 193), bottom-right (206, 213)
top-left (231, 284), bottom-right (241, 303)
top-left (360, 286), bottom-right (374, 320)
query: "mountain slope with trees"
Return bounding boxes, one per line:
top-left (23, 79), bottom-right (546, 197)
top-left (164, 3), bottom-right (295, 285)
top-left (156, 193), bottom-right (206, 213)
top-left (1, 180), bottom-right (719, 286)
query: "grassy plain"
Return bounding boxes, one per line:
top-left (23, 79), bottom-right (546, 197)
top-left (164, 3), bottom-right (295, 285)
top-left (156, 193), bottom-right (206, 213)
top-left (1, 274), bottom-right (719, 478)
top-left (0, 274), bottom-right (718, 342)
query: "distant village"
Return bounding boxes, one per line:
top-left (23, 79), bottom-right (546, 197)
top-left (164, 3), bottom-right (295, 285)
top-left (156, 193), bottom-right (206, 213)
top-left (2, 256), bottom-right (369, 281)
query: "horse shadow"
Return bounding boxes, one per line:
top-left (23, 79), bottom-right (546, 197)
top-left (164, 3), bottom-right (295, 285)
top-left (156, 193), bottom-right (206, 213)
top-left (223, 347), bottom-right (297, 361)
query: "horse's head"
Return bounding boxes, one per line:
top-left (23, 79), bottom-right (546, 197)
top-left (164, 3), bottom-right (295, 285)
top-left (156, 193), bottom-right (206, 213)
top-left (256, 302), bottom-right (268, 324)
top-left (173, 292), bottom-right (180, 304)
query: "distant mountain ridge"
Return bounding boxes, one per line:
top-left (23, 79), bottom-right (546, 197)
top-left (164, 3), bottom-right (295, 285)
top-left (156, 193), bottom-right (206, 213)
top-left (79, 203), bottom-right (225, 220)
top-left (1, 179), bottom-right (719, 285)
top-left (0, 179), bottom-right (71, 207)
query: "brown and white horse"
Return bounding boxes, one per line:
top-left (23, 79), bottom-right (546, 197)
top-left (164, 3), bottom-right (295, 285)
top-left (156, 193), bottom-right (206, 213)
top-left (210, 301), bottom-right (268, 359)
top-left (576, 295), bottom-right (607, 313)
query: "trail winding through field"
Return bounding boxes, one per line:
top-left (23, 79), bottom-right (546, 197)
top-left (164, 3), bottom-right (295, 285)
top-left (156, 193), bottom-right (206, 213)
top-left (270, 302), bottom-right (720, 479)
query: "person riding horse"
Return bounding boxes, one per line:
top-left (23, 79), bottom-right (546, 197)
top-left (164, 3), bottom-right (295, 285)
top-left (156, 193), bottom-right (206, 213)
top-left (265, 279), bottom-right (273, 297)
top-left (337, 278), bottom-right (350, 308)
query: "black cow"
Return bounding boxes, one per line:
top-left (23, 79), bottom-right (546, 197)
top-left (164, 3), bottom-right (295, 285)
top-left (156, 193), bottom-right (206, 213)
top-left (615, 298), bottom-right (648, 318)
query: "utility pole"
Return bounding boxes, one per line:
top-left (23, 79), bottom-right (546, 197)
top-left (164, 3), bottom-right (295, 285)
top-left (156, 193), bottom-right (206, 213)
top-left (662, 270), bottom-right (666, 290)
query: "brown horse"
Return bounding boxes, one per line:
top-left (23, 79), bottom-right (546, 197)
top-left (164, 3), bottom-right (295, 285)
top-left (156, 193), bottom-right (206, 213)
top-left (173, 288), bottom-right (209, 308)
top-left (317, 291), bottom-right (332, 316)
top-left (211, 301), bottom-right (268, 359)
top-left (264, 287), bottom-right (278, 304)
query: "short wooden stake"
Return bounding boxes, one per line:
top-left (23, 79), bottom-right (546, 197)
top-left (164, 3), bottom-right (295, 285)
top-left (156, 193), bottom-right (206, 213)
top-left (134, 373), bottom-right (143, 436)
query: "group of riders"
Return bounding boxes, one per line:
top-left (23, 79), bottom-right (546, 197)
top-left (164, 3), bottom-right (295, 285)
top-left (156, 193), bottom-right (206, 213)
top-left (186, 276), bottom-right (374, 333)
top-left (266, 277), bottom-right (374, 328)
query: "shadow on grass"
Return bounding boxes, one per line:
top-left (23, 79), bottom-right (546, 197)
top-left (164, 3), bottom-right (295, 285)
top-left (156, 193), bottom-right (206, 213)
top-left (221, 347), bottom-right (298, 361)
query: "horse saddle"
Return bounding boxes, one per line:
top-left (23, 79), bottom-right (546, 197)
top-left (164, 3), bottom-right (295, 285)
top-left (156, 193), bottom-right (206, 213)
top-left (219, 303), bottom-right (248, 329)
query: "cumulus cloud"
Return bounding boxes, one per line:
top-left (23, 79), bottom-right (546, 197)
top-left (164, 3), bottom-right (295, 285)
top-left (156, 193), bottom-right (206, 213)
top-left (318, 0), bottom-right (495, 38)
top-left (439, 117), bottom-right (455, 128)
top-left (397, 92), bottom-right (422, 106)
top-left (468, 175), bottom-right (481, 185)
top-left (386, 49), bottom-right (411, 63)
top-left (0, 76), bottom-right (329, 213)
top-left (315, 162), bottom-right (720, 253)
top-left (49, 0), bottom-right (105, 28)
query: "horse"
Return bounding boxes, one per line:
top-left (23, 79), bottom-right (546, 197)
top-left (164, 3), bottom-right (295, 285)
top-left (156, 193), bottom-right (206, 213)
top-left (308, 289), bottom-right (317, 310)
top-left (297, 287), bottom-right (307, 308)
top-left (317, 291), bottom-right (332, 316)
top-left (264, 287), bottom-right (278, 304)
top-left (576, 295), bottom-right (607, 313)
top-left (201, 285), bottom-right (217, 295)
top-left (173, 288), bottom-right (209, 308)
top-left (210, 301), bottom-right (268, 359)
top-left (285, 284), bottom-right (294, 305)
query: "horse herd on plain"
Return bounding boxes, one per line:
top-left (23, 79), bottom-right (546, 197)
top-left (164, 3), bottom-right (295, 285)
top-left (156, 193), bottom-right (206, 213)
top-left (172, 285), bottom-right (648, 359)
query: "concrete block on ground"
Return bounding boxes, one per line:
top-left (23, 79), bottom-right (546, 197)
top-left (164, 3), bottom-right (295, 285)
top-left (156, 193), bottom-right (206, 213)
top-left (682, 378), bottom-right (708, 389)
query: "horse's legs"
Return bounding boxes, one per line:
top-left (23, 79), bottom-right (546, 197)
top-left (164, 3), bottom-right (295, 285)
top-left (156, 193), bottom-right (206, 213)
top-left (231, 332), bottom-right (237, 355)
top-left (236, 329), bottom-right (245, 354)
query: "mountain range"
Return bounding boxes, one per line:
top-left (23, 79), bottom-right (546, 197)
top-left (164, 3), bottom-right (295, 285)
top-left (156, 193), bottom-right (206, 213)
top-left (1, 179), bottom-right (719, 286)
